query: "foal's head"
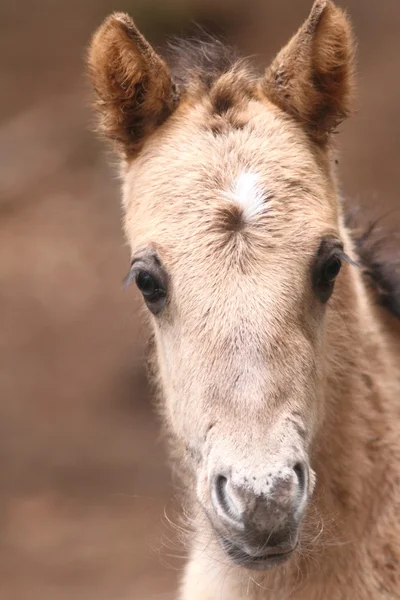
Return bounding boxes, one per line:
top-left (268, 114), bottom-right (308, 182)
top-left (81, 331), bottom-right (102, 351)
top-left (89, 0), bottom-right (355, 570)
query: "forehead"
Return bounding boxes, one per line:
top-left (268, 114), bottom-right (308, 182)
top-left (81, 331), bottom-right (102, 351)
top-left (122, 95), bottom-right (339, 271)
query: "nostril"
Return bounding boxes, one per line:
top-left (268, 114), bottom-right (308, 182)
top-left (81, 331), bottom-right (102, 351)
top-left (215, 474), bottom-right (228, 497)
top-left (214, 474), bottom-right (229, 512)
top-left (213, 474), bottom-right (244, 524)
top-left (293, 462), bottom-right (306, 495)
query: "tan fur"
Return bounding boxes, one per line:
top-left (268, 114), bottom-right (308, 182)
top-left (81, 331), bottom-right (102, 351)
top-left (88, 2), bottom-right (400, 599)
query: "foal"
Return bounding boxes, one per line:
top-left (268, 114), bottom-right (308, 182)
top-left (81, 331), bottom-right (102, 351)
top-left (88, 1), bottom-right (400, 598)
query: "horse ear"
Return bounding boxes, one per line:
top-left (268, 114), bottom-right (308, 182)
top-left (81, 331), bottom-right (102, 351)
top-left (88, 13), bottom-right (179, 156)
top-left (263, 0), bottom-right (355, 143)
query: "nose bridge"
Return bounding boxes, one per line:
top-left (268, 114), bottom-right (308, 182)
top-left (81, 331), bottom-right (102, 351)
top-left (206, 410), bottom-right (307, 477)
top-left (178, 298), bottom-right (312, 437)
top-left (212, 345), bottom-right (270, 415)
top-left (203, 328), bottom-right (311, 428)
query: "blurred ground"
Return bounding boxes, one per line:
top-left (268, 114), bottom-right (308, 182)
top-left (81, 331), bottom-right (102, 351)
top-left (0, 1), bottom-right (399, 599)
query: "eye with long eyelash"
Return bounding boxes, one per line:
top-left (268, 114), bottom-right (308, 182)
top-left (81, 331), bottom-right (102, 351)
top-left (313, 238), bottom-right (358, 302)
top-left (123, 252), bottom-right (168, 315)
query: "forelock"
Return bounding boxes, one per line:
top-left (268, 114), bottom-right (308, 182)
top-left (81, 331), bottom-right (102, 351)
top-left (163, 35), bottom-right (259, 108)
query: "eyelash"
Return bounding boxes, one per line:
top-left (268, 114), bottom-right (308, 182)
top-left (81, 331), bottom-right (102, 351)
top-left (124, 255), bottom-right (168, 314)
top-left (312, 241), bottom-right (358, 302)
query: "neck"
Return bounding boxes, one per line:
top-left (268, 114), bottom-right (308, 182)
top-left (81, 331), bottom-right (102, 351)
top-left (316, 259), bottom-right (398, 522)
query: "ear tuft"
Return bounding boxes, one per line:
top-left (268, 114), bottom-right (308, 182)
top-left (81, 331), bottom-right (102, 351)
top-left (263, 0), bottom-right (355, 143)
top-left (88, 13), bottom-right (179, 156)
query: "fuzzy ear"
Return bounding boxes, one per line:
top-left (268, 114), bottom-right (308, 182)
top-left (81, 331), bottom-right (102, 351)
top-left (88, 13), bottom-right (179, 155)
top-left (263, 0), bottom-right (355, 143)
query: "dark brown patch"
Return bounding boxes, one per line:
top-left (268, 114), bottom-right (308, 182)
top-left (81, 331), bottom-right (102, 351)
top-left (208, 116), bottom-right (230, 136)
top-left (210, 69), bottom-right (257, 115)
top-left (213, 203), bottom-right (244, 232)
top-left (212, 88), bottom-right (234, 115)
top-left (208, 111), bottom-right (248, 136)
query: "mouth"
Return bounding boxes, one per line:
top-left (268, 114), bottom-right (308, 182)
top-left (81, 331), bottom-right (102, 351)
top-left (221, 537), bottom-right (297, 571)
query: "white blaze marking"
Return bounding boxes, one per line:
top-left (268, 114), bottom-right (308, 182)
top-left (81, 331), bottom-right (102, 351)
top-left (230, 171), bottom-right (265, 221)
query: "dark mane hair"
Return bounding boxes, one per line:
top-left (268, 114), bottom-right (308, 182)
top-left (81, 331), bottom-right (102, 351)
top-left (347, 210), bottom-right (400, 320)
top-left (163, 34), bottom-right (256, 91)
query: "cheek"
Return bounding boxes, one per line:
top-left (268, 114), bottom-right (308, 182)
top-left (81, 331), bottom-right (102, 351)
top-left (304, 298), bottom-right (327, 353)
top-left (154, 328), bottom-right (182, 409)
top-left (154, 328), bottom-right (211, 438)
top-left (271, 336), bottom-right (322, 433)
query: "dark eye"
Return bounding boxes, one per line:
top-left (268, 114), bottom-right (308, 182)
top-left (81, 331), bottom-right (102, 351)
top-left (125, 251), bottom-right (168, 315)
top-left (135, 270), bottom-right (165, 304)
top-left (313, 238), bottom-right (345, 303)
top-left (323, 256), bottom-right (342, 283)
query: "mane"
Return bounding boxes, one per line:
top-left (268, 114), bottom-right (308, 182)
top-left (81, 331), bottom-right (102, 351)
top-left (347, 209), bottom-right (400, 320)
top-left (163, 34), bottom-right (257, 91)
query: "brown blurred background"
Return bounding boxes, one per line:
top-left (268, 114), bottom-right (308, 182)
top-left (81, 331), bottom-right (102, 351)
top-left (1, 1), bottom-right (399, 599)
